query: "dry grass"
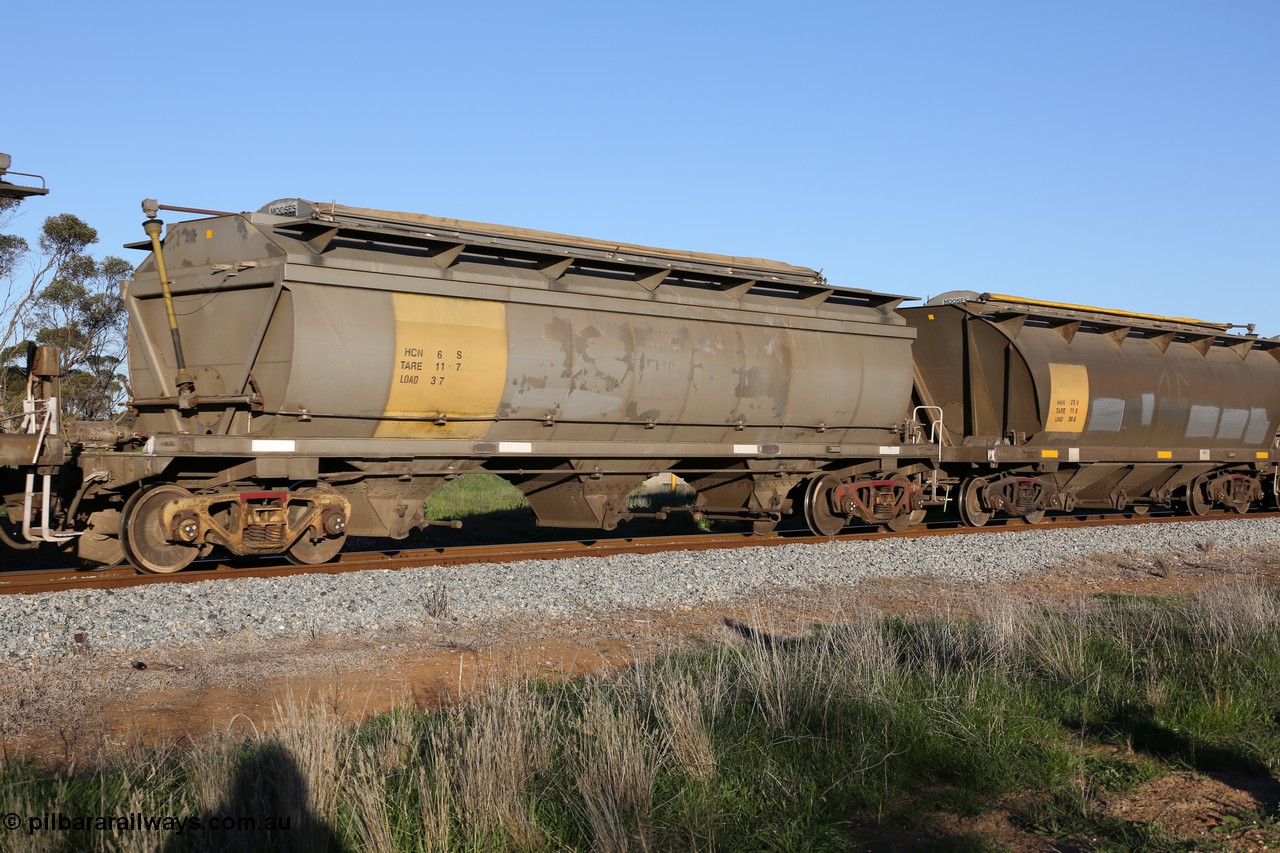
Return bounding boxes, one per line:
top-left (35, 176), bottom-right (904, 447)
top-left (569, 694), bottom-right (657, 852)
top-left (4, 577), bottom-right (1280, 850)
top-left (646, 668), bottom-right (718, 782)
top-left (430, 686), bottom-right (553, 849)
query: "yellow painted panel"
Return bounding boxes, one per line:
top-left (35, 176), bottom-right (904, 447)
top-left (375, 293), bottom-right (507, 439)
top-left (1157, 450), bottom-right (1172, 459)
top-left (1259, 451), bottom-right (1271, 460)
top-left (1041, 449), bottom-right (1059, 459)
top-left (1045, 363), bottom-right (1089, 433)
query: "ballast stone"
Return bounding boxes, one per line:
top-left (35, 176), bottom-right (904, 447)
top-left (0, 517), bottom-right (1275, 661)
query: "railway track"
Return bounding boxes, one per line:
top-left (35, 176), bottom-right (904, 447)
top-left (3, 509), bottom-right (1275, 597)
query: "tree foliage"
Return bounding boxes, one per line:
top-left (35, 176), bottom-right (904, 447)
top-left (0, 198), bottom-right (29, 284)
top-left (1, 212), bottom-right (130, 424)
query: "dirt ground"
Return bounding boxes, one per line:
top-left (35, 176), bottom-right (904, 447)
top-left (4, 544), bottom-right (1280, 849)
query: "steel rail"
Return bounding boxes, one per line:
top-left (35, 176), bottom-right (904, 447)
top-left (2, 509), bottom-right (1277, 597)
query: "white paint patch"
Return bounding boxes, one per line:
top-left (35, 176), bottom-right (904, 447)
top-left (251, 439), bottom-right (296, 453)
top-left (878, 446), bottom-right (901, 455)
top-left (733, 444), bottom-right (760, 454)
top-left (1068, 447), bottom-right (1080, 462)
top-left (1086, 397), bottom-right (1125, 432)
top-left (1185, 405), bottom-right (1220, 438)
top-left (497, 441), bottom-right (533, 453)
top-left (1244, 408), bottom-right (1272, 445)
top-left (1216, 408), bottom-right (1248, 441)
top-left (1140, 392), bottom-right (1155, 426)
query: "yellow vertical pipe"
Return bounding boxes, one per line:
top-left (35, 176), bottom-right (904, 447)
top-left (142, 218), bottom-right (190, 378)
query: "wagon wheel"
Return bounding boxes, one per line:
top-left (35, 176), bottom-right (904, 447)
top-left (751, 516), bottom-right (779, 535)
top-left (79, 552), bottom-right (126, 571)
top-left (0, 516), bottom-right (38, 552)
top-left (78, 536), bottom-right (126, 571)
top-left (1019, 508), bottom-right (1046, 525)
top-left (958, 478), bottom-right (993, 528)
top-left (120, 485), bottom-right (199, 574)
top-left (803, 475), bottom-right (847, 537)
top-left (884, 476), bottom-right (926, 532)
top-left (286, 485), bottom-right (348, 565)
top-left (1186, 475), bottom-right (1214, 517)
top-left (1228, 484), bottom-right (1254, 514)
top-left (886, 509), bottom-right (926, 533)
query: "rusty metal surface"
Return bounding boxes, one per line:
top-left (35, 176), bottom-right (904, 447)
top-left (113, 201), bottom-right (923, 538)
top-left (161, 489), bottom-right (350, 558)
top-left (14, 198), bottom-right (1280, 565)
top-left (25, 201), bottom-right (1275, 562)
top-left (905, 292), bottom-right (1280, 452)
top-left (260, 198), bottom-right (829, 285)
top-left (127, 204), bottom-right (915, 448)
top-left (0, 435), bottom-right (41, 467)
top-left (903, 292), bottom-right (1280, 519)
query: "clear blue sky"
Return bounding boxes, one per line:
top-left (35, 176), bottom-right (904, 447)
top-left (6, 1), bottom-right (1278, 334)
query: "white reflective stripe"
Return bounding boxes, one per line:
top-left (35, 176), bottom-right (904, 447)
top-left (1200, 449), bottom-right (1211, 461)
top-left (878, 446), bottom-right (901, 455)
top-left (1068, 448), bottom-right (1080, 462)
top-left (497, 441), bottom-right (533, 453)
top-left (251, 439), bottom-right (296, 453)
top-left (732, 444), bottom-right (759, 454)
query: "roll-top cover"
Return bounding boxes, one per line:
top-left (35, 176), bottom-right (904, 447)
top-left (125, 201), bottom-right (918, 445)
top-left (905, 293), bottom-right (1280, 450)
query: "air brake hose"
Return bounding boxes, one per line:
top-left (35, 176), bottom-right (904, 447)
top-left (141, 218), bottom-right (194, 392)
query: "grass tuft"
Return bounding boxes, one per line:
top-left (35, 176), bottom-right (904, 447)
top-left (5, 580), bottom-right (1280, 850)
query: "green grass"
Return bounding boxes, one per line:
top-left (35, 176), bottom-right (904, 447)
top-left (422, 471), bottom-right (701, 522)
top-left (418, 472), bottom-right (712, 544)
top-left (5, 582), bottom-right (1280, 851)
top-left (422, 472), bottom-right (530, 521)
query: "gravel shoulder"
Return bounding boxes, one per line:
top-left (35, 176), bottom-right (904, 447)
top-left (2, 517), bottom-right (1279, 766)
